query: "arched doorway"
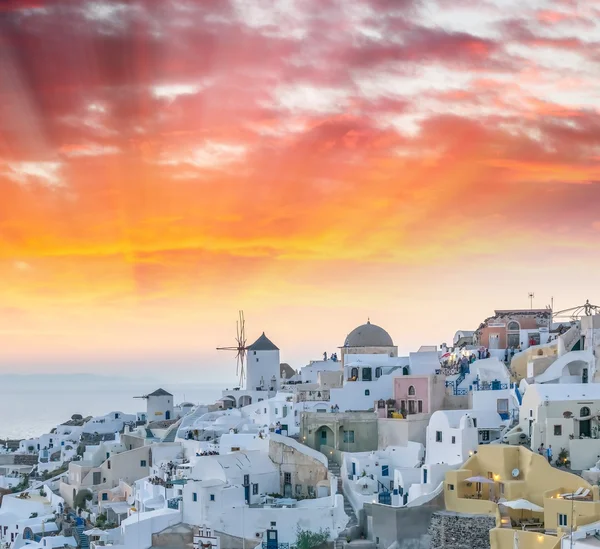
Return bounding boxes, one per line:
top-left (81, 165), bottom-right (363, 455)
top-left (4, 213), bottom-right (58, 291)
top-left (565, 360), bottom-right (589, 384)
top-left (238, 395), bottom-right (252, 408)
top-left (315, 425), bottom-right (335, 450)
top-left (580, 406), bottom-right (592, 438)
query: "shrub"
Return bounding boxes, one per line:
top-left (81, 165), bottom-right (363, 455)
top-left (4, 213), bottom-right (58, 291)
top-left (74, 489), bottom-right (93, 511)
top-left (295, 526), bottom-right (330, 549)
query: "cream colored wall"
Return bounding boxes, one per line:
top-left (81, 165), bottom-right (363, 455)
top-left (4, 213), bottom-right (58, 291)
top-left (490, 528), bottom-right (560, 549)
top-left (444, 446), bottom-right (598, 532)
top-left (542, 496), bottom-right (600, 530)
top-left (511, 345), bottom-right (558, 381)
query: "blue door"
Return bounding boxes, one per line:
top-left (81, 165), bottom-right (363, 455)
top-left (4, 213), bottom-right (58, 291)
top-left (166, 411), bottom-right (171, 420)
top-left (351, 462), bottom-right (356, 476)
top-left (244, 485), bottom-right (250, 504)
top-left (423, 468), bottom-right (428, 484)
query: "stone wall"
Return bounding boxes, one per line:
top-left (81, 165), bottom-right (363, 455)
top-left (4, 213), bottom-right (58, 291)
top-left (428, 511), bottom-right (495, 549)
top-left (14, 454), bottom-right (38, 466)
top-left (80, 432), bottom-right (115, 445)
top-left (268, 438), bottom-right (329, 498)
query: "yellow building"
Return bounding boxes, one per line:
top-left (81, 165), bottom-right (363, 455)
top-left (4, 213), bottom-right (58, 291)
top-left (444, 445), bottom-right (600, 549)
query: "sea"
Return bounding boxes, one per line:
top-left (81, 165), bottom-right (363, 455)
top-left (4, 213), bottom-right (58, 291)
top-left (0, 375), bottom-right (227, 440)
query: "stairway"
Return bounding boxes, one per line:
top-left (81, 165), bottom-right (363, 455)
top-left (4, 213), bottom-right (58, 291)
top-left (328, 459), bottom-right (358, 547)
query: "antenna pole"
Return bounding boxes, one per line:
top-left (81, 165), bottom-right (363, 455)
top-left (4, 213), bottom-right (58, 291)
top-left (529, 293), bottom-right (535, 310)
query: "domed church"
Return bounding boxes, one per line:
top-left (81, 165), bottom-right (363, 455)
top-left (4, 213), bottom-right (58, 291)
top-left (341, 320), bottom-right (398, 366)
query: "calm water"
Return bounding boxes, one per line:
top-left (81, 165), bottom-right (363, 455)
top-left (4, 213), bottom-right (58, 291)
top-left (0, 377), bottom-right (226, 440)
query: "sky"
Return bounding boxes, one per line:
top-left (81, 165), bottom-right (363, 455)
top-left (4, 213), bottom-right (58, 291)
top-left (1, 0), bottom-right (600, 379)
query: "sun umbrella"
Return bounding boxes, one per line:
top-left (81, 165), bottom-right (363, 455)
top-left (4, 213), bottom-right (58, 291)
top-left (501, 499), bottom-right (544, 512)
top-left (84, 528), bottom-right (109, 537)
top-left (465, 476), bottom-right (495, 484)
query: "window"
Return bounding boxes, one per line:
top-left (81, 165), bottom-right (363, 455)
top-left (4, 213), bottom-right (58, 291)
top-left (102, 493), bottom-right (108, 501)
top-left (497, 399), bottom-right (509, 414)
top-left (554, 425), bottom-right (562, 436)
top-left (581, 407), bottom-right (591, 418)
top-left (210, 494), bottom-right (215, 501)
top-left (275, 408), bottom-right (278, 415)
top-left (447, 484), bottom-right (455, 491)
top-left (244, 475), bottom-right (250, 485)
top-left (256, 358), bottom-right (259, 362)
top-left (418, 400), bottom-right (423, 414)
top-left (365, 390), bottom-right (370, 396)
top-left (481, 430), bottom-right (490, 442)
top-left (558, 514), bottom-right (568, 527)
top-left (350, 367), bottom-right (359, 380)
top-left (451, 436), bottom-right (456, 444)
top-left (321, 430), bottom-right (327, 440)
top-left (295, 485), bottom-right (302, 496)
top-left (382, 465), bottom-right (389, 477)
top-left (284, 472), bottom-right (291, 484)
top-left (507, 333), bottom-right (520, 348)
top-left (408, 386), bottom-right (416, 396)
top-left (140, 460), bottom-right (147, 467)
top-left (362, 367), bottom-right (372, 381)
top-left (106, 452), bottom-right (110, 459)
top-left (472, 418), bottom-right (477, 428)
top-left (107, 460), bottom-right (111, 469)
top-left (375, 367), bottom-right (382, 378)
top-left (231, 447), bottom-right (241, 451)
top-left (343, 430), bottom-right (355, 443)
top-left (507, 321), bottom-right (520, 331)
top-left (530, 409), bottom-right (533, 417)
top-left (408, 400), bottom-right (416, 415)
top-left (435, 431), bottom-right (443, 442)
top-left (499, 483), bottom-right (505, 495)
top-left (253, 484), bottom-right (259, 495)
top-left (93, 472), bottom-right (101, 485)
top-left (193, 493), bottom-right (198, 502)
top-left (253, 351), bottom-right (256, 355)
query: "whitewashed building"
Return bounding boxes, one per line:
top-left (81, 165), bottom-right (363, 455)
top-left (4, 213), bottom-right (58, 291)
top-left (519, 383), bottom-right (600, 470)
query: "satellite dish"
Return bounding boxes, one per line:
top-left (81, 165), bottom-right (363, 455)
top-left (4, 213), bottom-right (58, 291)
top-left (512, 468), bottom-right (520, 478)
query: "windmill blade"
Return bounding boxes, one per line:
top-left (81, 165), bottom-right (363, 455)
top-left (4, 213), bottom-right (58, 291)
top-left (239, 310), bottom-right (246, 347)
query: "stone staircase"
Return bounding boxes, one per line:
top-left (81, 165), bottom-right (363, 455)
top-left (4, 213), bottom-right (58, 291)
top-left (328, 459), bottom-right (358, 547)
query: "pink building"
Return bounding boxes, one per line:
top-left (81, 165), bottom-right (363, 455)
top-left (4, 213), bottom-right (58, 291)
top-left (376, 375), bottom-right (446, 418)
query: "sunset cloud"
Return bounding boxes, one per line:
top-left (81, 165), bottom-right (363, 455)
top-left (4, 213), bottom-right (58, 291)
top-left (1, 0), bottom-right (599, 373)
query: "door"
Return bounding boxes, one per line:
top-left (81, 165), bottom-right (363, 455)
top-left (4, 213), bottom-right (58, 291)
top-left (165, 411), bottom-right (171, 420)
top-left (580, 407), bottom-right (591, 437)
top-left (423, 468), bottom-right (428, 484)
top-left (351, 462), bottom-right (356, 476)
top-left (244, 485), bottom-right (250, 504)
top-left (583, 368), bottom-right (589, 384)
top-left (284, 483), bottom-right (292, 498)
top-left (489, 334), bottom-right (500, 350)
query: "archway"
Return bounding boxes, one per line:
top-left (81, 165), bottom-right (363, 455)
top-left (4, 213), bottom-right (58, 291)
top-left (315, 425), bottom-right (335, 450)
top-left (565, 360), bottom-right (590, 383)
top-left (221, 395), bottom-right (236, 409)
top-left (238, 395), bottom-right (252, 408)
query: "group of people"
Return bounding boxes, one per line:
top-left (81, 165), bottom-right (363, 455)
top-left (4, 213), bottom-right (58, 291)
top-left (323, 352), bottom-right (339, 362)
top-left (504, 346), bottom-right (521, 363)
top-left (537, 443), bottom-right (553, 464)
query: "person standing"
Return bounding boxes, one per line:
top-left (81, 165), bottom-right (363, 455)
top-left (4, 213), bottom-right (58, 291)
top-left (538, 443), bottom-right (544, 456)
top-left (546, 445), bottom-right (553, 464)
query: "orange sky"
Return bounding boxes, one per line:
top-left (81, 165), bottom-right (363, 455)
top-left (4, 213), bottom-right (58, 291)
top-left (1, 0), bottom-right (600, 378)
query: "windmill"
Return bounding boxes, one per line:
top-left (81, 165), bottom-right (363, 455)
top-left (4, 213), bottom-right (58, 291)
top-left (217, 311), bottom-right (248, 387)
